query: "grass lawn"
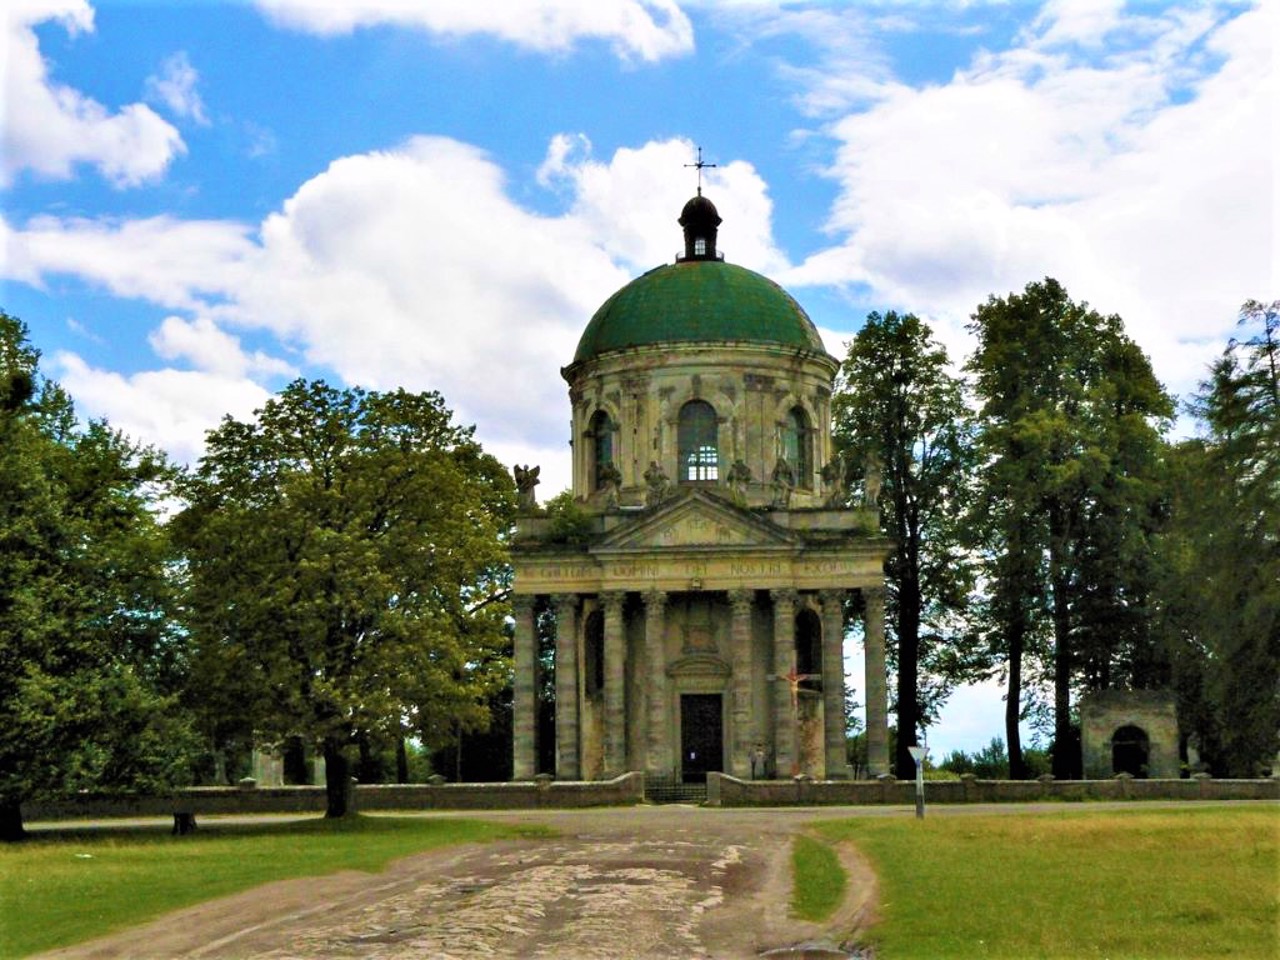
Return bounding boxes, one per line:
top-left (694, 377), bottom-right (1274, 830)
top-left (0, 814), bottom-right (553, 959)
top-left (791, 833), bottom-right (847, 922)
top-left (814, 805), bottom-right (1278, 960)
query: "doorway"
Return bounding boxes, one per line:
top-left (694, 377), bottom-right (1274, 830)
top-left (680, 694), bottom-right (724, 783)
top-left (1112, 724), bottom-right (1150, 778)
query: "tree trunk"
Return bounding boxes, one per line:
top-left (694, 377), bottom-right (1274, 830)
top-left (895, 575), bottom-right (922, 778)
top-left (0, 797), bottom-right (26, 843)
top-left (1006, 617), bottom-right (1028, 780)
top-left (396, 736), bottom-right (409, 784)
top-left (323, 736), bottom-right (354, 819)
top-left (1049, 503), bottom-right (1075, 780)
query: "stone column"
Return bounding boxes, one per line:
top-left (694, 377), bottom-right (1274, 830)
top-left (602, 592), bottom-right (627, 777)
top-left (729, 589), bottom-right (755, 778)
top-left (552, 594), bottom-right (580, 780)
top-left (771, 588), bottom-right (798, 778)
top-left (863, 586), bottom-right (890, 777)
top-left (819, 589), bottom-right (848, 779)
top-left (512, 594), bottom-right (538, 780)
top-left (643, 589), bottom-right (668, 775)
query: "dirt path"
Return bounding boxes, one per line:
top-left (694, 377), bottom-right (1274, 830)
top-left (34, 806), bottom-right (879, 960)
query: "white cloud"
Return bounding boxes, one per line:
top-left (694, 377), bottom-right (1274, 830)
top-left (52, 352), bottom-right (272, 465)
top-left (144, 51), bottom-right (209, 126)
top-left (538, 135), bottom-right (791, 274)
top-left (1, 0), bottom-right (186, 187)
top-left (253, 0), bottom-right (694, 62)
top-left (786, 0), bottom-right (1275, 404)
top-left (149, 315), bottom-right (296, 379)
top-left (5, 214), bottom-right (259, 309)
top-left (1027, 0), bottom-right (1126, 49)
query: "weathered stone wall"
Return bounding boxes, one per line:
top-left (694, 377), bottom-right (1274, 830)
top-left (1081, 690), bottom-right (1180, 778)
top-left (23, 773), bottom-right (646, 822)
top-left (705, 772), bottom-right (1278, 806)
top-left (26, 770), bottom-right (1275, 824)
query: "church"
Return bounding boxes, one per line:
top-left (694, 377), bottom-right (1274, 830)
top-left (510, 188), bottom-right (892, 785)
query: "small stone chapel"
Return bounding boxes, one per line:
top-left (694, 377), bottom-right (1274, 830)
top-left (510, 189), bottom-right (892, 784)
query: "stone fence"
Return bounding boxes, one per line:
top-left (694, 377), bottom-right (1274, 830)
top-left (706, 772), bottom-right (1279, 806)
top-left (23, 770), bottom-right (1277, 823)
top-left (24, 772), bottom-right (645, 822)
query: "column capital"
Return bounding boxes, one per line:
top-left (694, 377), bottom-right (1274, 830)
top-left (727, 587), bottom-right (754, 613)
top-left (770, 587), bottom-right (799, 610)
top-left (642, 588), bottom-right (667, 612)
top-left (601, 591), bottom-right (626, 614)
top-left (550, 593), bottom-right (580, 612)
top-left (863, 584), bottom-right (886, 604)
top-left (818, 588), bottom-right (846, 607)
top-left (512, 594), bottom-right (537, 616)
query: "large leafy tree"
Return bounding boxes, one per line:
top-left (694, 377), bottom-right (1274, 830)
top-left (173, 380), bottom-right (514, 817)
top-left (1, 312), bottom-right (192, 842)
top-left (1155, 300), bottom-right (1279, 776)
top-left (967, 280), bottom-right (1172, 778)
top-left (832, 311), bottom-right (979, 776)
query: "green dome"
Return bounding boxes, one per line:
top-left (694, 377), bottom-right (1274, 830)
top-left (573, 259), bottom-right (824, 364)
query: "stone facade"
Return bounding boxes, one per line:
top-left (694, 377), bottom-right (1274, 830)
top-left (509, 194), bottom-right (892, 783)
top-left (1080, 689), bottom-right (1181, 779)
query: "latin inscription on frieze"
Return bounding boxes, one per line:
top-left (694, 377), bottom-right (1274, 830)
top-left (799, 558), bottom-right (859, 576)
top-left (728, 559), bottom-right (787, 577)
top-left (608, 561), bottom-right (662, 579)
top-left (534, 563), bottom-right (598, 581)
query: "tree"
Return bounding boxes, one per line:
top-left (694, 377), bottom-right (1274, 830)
top-left (1155, 300), bottom-right (1279, 776)
top-left (1, 312), bottom-right (192, 841)
top-left (173, 380), bottom-right (514, 817)
top-left (832, 311), bottom-right (980, 777)
top-left (967, 280), bottom-right (1172, 778)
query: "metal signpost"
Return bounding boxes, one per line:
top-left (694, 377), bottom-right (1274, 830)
top-left (908, 745), bottom-right (927, 820)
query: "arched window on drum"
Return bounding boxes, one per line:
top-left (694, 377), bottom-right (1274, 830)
top-left (588, 410), bottom-right (615, 493)
top-left (781, 406), bottom-right (812, 488)
top-left (678, 400), bottom-right (719, 482)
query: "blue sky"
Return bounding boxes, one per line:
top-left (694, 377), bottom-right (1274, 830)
top-left (2, 0), bottom-right (1273, 757)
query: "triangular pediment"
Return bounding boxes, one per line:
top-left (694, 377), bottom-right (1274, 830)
top-left (596, 490), bottom-right (794, 551)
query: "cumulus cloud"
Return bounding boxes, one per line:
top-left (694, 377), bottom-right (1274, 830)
top-left (144, 51), bottom-right (209, 126)
top-left (538, 135), bottom-right (791, 273)
top-left (6, 215), bottom-right (259, 309)
top-left (253, 0), bottom-right (694, 62)
top-left (1, 0), bottom-right (185, 186)
top-left (784, 0), bottom-right (1274, 403)
top-left (52, 353), bottom-right (273, 465)
top-left (149, 315), bottom-right (296, 379)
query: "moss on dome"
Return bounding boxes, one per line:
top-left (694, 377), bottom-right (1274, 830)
top-left (572, 259), bottom-right (824, 364)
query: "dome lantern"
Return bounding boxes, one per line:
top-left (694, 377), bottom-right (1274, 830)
top-left (678, 192), bottom-right (722, 262)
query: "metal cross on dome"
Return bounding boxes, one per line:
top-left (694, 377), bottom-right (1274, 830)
top-left (684, 146), bottom-right (717, 195)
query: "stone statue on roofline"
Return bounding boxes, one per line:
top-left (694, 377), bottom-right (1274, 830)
top-left (771, 455), bottom-right (795, 508)
top-left (513, 464), bottom-right (540, 511)
top-left (821, 452), bottom-right (847, 507)
top-left (726, 459), bottom-right (752, 502)
top-left (644, 460), bottom-right (671, 508)
top-left (598, 460), bottom-right (623, 510)
top-left (863, 452), bottom-right (883, 510)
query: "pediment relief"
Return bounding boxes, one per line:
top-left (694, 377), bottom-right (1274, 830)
top-left (600, 492), bottom-right (792, 551)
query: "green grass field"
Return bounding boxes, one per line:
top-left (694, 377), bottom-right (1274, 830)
top-left (813, 806), bottom-right (1278, 959)
top-left (791, 832), bottom-right (848, 922)
top-left (0, 815), bottom-right (553, 959)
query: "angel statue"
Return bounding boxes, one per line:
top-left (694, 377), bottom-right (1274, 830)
top-left (513, 464), bottom-right (540, 511)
